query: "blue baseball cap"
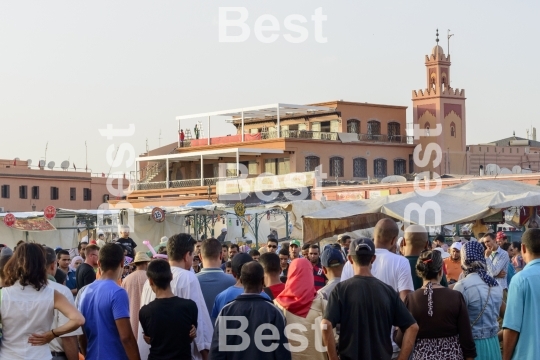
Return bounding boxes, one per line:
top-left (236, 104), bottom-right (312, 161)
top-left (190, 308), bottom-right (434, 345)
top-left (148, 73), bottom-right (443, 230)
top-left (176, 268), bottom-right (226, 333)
top-left (321, 244), bottom-right (345, 267)
top-left (349, 238), bottom-right (375, 256)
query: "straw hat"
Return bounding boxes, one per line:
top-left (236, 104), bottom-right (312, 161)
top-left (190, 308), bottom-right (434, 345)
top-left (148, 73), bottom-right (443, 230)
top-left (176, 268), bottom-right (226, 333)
top-left (131, 251), bottom-right (152, 264)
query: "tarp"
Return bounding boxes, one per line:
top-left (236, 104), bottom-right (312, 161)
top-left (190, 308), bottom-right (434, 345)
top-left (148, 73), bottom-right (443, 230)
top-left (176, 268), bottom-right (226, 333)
top-left (0, 217), bottom-right (77, 248)
top-left (302, 180), bottom-right (540, 243)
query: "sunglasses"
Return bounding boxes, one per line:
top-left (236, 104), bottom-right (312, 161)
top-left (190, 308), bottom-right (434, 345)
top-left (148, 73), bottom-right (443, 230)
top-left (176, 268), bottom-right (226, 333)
top-left (268, 245), bottom-right (277, 248)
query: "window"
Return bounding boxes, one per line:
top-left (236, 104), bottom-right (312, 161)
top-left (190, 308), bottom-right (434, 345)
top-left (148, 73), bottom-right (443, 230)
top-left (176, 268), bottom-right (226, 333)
top-left (425, 122), bottom-right (430, 137)
top-left (387, 122), bottom-right (401, 137)
top-left (353, 158), bottom-right (367, 178)
top-left (265, 158), bottom-right (290, 175)
top-left (70, 187), bottom-right (76, 201)
top-left (83, 188), bottom-right (92, 201)
top-left (394, 159), bottom-right (407, 175)
top-left (347, 119), bottom-right (360, 134)
top-left (1, 185), bottom-right (10, 199)
top-left (329, 157), bottom-right (344, 177)
top-left (19, 185), bottom-right (28, 199)
top-left (450, 121), bottom-right (456, 137)
top-left (367, 120), bottom-right (381, 136)
top-left (248, 161), bottom-right (258, 175)
top-left (305, 156), bottom-right (320, 172)
top-left (51, 187), bottom-right (59, 200)
top-left (374, 159), bottom-right (387, 178)
top-left (32, 186), bottom-right (39, 200)
top-left (409, 154), bottom-right (414, 174)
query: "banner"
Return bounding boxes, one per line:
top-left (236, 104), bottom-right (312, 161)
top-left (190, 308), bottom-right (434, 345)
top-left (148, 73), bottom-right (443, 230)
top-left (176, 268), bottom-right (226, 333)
top-left (11, 218), bottom-right (56, 231)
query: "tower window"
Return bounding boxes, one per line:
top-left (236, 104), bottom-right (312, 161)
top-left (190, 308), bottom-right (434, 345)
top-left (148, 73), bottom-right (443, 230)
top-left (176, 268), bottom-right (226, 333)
top-left (424, 122), bottom-right (431, 137)
top-left (450, 121), bottom-right (456, 137)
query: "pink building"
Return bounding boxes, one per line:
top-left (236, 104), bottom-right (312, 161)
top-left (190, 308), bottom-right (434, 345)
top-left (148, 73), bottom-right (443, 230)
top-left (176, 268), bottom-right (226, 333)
top-left (0, 159), bottom-right (127, 212)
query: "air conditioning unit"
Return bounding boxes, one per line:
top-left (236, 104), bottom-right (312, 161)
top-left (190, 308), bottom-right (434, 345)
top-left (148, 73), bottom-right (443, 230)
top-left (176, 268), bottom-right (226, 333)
top-left (0, 207), bottom-right (5, 213)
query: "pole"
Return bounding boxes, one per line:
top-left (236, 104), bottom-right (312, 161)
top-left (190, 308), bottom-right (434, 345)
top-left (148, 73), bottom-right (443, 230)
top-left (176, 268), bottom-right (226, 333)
top-left (166, 158), bottom-right (169, 189)
top-left (255, 214), bottom-right (259, 248)
top-left (236, 149), bottom-right (239, 177)
top-left (208, 116), bottom-right (210, 146)
top-left (285, 212), bottom-right (289, 239)
top-left (276, 104), bottom-right (280, 138)
top-left (200, 155), bottom-right (204, 186)
top-left (241, 110), bottom-right (245, 142)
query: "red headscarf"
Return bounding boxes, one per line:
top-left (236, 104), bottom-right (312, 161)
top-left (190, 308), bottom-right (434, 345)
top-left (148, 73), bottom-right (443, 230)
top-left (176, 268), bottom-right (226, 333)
top-left (275, 258), bottom-right (317, 318)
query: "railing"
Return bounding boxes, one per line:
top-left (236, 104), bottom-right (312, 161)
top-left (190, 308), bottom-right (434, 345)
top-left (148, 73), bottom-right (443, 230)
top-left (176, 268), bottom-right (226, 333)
top-left (175, 131), bottom-right (414, 150)
top-left (357, 134), bottom-right (414, 143)
top-left (130, 176), bottom-right (236, 191)
top-left (261, 130), bottom-right (339, 141)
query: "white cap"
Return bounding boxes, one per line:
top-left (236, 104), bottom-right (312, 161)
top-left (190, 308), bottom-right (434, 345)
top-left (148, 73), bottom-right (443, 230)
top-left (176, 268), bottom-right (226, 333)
top-left (97, 230), bottom-right (105, 235)
top-left (450, 242), bottom-right (462, 251)
top-left (81, 236), bottom-right (89, 244)
top-left (160, 236), bottom-right (168, 244)
top-left (434, 247), bottom-right (450, 259)
top-left (221, 228), bottom-right (227, 233)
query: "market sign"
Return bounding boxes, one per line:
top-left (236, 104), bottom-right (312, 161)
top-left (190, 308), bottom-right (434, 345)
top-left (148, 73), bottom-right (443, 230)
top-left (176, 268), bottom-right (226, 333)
top-left (44, 206), bottom-right (56, 220)
top-left (151, 207), bottom-right (165, 223)
top-left (12, 218), bottom-right (56, 231)
top-left (3, 213), bottom-right (16, 227)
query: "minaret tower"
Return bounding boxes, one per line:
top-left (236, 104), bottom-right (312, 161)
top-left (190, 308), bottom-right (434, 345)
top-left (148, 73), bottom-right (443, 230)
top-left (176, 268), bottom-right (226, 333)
top-left (412, 29), bottom-right (467, 174)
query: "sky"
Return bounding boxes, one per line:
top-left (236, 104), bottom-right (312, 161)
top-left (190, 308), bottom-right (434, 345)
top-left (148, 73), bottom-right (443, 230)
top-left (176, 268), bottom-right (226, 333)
top-left (1, 1), bottom-right (539, 174)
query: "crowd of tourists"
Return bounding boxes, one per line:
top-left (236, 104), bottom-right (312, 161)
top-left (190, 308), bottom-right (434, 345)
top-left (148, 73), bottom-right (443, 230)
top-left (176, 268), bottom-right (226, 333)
top-left (0, 222), bottom-right (538, 360)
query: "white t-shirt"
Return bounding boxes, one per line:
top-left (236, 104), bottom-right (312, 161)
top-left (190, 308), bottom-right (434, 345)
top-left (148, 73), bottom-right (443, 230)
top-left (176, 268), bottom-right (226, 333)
top-left (48, 281), bottom-right (84, 353)
top-left (341, 248), bottom-right (414, 293)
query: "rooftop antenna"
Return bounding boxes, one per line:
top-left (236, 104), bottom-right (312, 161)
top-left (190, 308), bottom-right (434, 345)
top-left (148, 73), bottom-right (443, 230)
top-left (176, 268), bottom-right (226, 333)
top-left (447, 29), bottom-right (454, 56)
top-left (44, 142), bottom-right (48, 165)
top-left (146, 138), bottom-right (149, 153)
top-left (435, 29), bottom-right (439, 45)
top-left (158, 130), bottom-right (162, 147)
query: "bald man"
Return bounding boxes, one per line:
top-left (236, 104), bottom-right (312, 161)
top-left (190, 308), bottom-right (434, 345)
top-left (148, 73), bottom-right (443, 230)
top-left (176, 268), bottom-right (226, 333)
top-left (401, 225), bottom-right (448, 290)
top-left (342, 219), bottom-right (414, 301)
top-left (342, 219), bottom-right (415, 359)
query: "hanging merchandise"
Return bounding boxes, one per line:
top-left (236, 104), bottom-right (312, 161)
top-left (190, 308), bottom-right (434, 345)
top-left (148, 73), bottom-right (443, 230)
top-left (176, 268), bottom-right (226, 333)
top-left (266, 211), bottom-right (270, 220)
top-left (236, 219), bottom-right (239, 226)
top-left (228, 218), bottom-right (232, 226)
top-left (222, 217), bottom-right (225, 224)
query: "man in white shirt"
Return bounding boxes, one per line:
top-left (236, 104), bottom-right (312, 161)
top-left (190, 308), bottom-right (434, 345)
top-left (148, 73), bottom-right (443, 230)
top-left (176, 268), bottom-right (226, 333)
top-left (341, 219), bottom-right (414, 359)
top-left (483, 232), bottom-right (510, 290)
top-left (138, 234), bottom-right (212, 360)
top-left (44, 247), bottom-right (83, 360)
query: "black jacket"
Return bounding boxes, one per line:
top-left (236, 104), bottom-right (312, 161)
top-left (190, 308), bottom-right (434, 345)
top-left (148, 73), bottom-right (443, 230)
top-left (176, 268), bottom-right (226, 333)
top-left (210, 294), bottom-right (291, 360)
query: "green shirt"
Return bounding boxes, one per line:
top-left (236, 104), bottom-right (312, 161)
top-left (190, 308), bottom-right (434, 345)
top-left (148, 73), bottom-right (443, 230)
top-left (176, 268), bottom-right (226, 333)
top-left (406, 255), bottom-right (448, 290)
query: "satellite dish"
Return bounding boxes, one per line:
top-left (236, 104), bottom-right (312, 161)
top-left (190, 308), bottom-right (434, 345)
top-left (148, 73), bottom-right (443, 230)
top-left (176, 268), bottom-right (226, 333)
top-left (27, 159), bottom-right (32, 166)
top-left (485, 164), bottom-right (501, 175)
top-left (500, 168), bottom-right (512, 175)
top-left (47, 161), bottom-right (55, 170)
top-left (60, 160), bottom-right (70, 170)
top-left (380, 175), bottom-right (407, 184)
top-left (522, 168), bottom-right (533, 174)
top-left (39, 160), bottom-right (46, 168)
top-left (512, 165), bottom-right (522, 174)
top-left (14, 157), bottom-right (20, 161)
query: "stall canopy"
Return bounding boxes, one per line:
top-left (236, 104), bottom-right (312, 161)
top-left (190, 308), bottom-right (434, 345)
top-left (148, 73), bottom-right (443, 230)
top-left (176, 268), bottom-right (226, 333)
top-left (302, 180), bottom-right (540, 243)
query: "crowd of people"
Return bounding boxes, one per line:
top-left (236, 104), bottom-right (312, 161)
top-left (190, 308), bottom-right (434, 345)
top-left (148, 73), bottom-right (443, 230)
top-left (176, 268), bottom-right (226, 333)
top-left (0, 222), bottom-right (538, 360)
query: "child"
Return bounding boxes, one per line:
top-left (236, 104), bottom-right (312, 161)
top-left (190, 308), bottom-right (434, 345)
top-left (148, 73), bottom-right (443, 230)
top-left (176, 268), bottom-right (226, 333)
top-left (139, 260), bottom-right (198, 360)
top-left (225, 260), bottom-right (232, 274)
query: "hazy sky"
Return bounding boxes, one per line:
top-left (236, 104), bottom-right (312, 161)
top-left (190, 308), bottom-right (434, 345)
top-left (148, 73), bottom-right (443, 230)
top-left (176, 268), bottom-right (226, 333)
top-left (1, 1), bottom-right (538, 174)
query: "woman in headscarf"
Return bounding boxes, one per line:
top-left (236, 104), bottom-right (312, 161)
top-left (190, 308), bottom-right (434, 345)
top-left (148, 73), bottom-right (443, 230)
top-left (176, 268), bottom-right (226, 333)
top-left (274, 258), bottom-right (328, 360)
top-left (454, 241), bottom-right (504, 360)
top-left (398, 250), bottom-right (476, 360)
top-left (69, 256), bottom-right (83, 271)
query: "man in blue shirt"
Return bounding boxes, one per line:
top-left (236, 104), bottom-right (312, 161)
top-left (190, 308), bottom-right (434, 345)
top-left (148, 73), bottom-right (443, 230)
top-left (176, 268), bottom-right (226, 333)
top-left (503, 228), bottom-right (540, 360)
top-left (211, 253), bottom-right (270, 321)
top-left (197, 238), bottom-right (236, 320)
top-left (78, 243), bottom-right (140, 360)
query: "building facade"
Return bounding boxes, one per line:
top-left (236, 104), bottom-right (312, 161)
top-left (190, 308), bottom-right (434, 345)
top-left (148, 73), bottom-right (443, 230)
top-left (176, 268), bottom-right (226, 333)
top-left (0, 159), bottom-right (127, 212)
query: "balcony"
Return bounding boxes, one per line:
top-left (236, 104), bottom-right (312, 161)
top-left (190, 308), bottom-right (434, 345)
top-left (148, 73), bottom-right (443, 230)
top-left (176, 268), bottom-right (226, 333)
top-left (130, 176), bottom-right (234, 191)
